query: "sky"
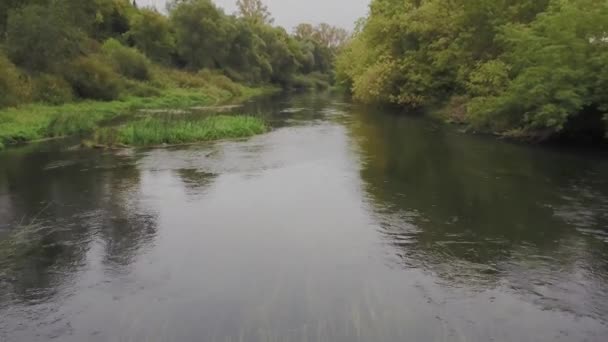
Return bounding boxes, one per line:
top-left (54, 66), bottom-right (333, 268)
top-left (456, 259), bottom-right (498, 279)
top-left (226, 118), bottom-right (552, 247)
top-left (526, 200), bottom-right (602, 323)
top-left (138, 0), bottom-right (370, 30)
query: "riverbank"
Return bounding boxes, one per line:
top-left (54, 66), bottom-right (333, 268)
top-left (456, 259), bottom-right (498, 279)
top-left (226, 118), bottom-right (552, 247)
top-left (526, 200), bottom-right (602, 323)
top-left (0, 81), bottom-right (276, 150)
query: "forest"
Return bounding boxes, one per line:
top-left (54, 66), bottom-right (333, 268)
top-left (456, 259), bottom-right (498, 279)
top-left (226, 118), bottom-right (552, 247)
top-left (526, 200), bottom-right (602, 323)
top-left (0, 0), bottom-right (347, 148)
top-left (336, 0), bottom-right (608, 142)
top-left (2, 0), bottom-right (607, 145)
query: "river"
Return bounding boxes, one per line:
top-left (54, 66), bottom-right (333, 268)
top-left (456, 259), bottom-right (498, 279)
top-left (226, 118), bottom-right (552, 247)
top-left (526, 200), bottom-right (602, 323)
top-left (1, 92), bottom-right (608, 341)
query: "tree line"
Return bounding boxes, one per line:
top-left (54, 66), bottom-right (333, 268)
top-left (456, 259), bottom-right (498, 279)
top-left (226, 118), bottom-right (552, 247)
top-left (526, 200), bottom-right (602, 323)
top-left (336, 0), bottom-right (608, 142)
top-left (0, 0), bottom-right (348, 109)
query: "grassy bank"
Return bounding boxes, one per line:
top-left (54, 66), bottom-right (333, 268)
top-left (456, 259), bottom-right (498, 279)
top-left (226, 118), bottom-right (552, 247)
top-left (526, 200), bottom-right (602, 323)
top-left (92, 115), bottom-right (267, 147)
top-left (0, 80), bottom-right (274, 149)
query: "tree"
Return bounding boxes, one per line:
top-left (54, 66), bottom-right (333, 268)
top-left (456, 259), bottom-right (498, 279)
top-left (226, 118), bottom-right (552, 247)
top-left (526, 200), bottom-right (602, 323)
top-left (294, 23), bottom-right (349, 49)
top-left (294, 23), bottom-right (315, 41)
top-left (236, 0), bottom-right (273, 25)
top-left (222, 18), bottom-right (270, 82)
top-left (313, 23), bottom-right (349, 49)
top-left (468, 0), bottom-right (608, 136)
top-left (128, 8), bottom-right (176, 64)
top-left (169, 0), bottom-right (233, 70)
top-left (5, 4), bottom-right (81, 72)
top-left (336, 0), bottom-right (608, 140)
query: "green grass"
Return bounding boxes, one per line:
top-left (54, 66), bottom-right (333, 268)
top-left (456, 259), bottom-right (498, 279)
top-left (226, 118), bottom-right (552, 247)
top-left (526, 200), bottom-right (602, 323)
top-left (0, 84), bottom-right (274, 148)
top-left (93, 115), bottom-right (267, 146)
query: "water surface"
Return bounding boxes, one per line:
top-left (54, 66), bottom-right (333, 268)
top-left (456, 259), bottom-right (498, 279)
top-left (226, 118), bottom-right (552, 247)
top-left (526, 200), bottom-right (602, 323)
top-left (1, 93), bottom-right (608, 341)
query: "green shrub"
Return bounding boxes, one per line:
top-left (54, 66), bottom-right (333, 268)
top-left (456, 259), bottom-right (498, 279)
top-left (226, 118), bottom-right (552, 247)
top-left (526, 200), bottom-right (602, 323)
top-left (199, 70), bottom-right (243, 97)
top-left (153, 67), bottom-right (209, 88)
top-left (6, 4), bottom-right (81, 72)
top-left (0, 54), bottom-right (30, 108)
top-left (123, 79), bottom-right (162, 98)
top-left (32, 74), bottom-right (74, 105)
top-left (290, 72), bottom-right (331, 90)
top-left (466, 61), bottom-right (511, 98)
top-left (101, 38), bottom-right (151, 81)
top-left (64, 56), bottom-right (122, 101)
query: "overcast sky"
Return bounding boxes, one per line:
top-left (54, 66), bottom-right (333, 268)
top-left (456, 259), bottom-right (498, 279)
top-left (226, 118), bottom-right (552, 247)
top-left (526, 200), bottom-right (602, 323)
top-left (138, 0), bottom-right (369, 30)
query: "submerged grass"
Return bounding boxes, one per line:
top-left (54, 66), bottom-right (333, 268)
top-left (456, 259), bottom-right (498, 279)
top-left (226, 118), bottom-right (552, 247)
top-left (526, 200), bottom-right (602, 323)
top-left (93, 115), bottom-right (267, 146)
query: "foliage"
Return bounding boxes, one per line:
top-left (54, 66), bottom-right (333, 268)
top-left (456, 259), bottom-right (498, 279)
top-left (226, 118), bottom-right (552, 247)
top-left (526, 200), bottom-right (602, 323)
top-left (295, 23), bottom-right (349, 49)
top-left (0, 54), bottom-right (30, 108)
top-left (128, 8), bottom-right (175, 64)
top-left (93, 0), bottom-right (134, 40)
top-left (467, 0), bottom-right (608, 135)
top-left (198, 70), bottom-right (245, 97)
top-left (290, 72), bottom-right (331, 90)
top-left (0, 0), bottom-right (340, 148)
top-left (170, 0), bottom-right (233, 70)
top-left (64, 56), bottom-right (122, 101)
top-left (236, 0), bottom-right (273, 25)
top-left (32, 74), bottom-right (74, 105)
top-left (5, 4), bottom-right (81, 72)
top-left (102, 38), bottom-right (151, 81)
top-left (336, 0), bottom-right (608, 140)
top-left (94, 115), bottom-right (267, 146)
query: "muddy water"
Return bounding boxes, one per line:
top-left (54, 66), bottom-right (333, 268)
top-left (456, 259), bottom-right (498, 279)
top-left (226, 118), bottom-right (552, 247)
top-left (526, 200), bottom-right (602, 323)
top-left (1, 93), bottom-right (608, 341)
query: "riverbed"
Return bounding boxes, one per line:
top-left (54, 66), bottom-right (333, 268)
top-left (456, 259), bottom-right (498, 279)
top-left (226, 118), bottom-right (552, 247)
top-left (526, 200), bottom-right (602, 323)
top-left (1, 92), bottom-right (608, 341)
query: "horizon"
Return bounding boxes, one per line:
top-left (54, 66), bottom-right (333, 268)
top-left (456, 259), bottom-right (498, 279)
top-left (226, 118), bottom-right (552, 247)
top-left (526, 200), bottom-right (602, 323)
top-left (137, 0), bottom-right (369, 30)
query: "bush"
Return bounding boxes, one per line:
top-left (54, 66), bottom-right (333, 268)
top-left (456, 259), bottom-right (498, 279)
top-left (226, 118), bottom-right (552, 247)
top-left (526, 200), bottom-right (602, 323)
top-left (198, 70), bottom-right (243, 96)
top-left (123, 79), bottom-right (162, 98)
top-left (466, 61), bottom-right (511, 97)
top-left (290, 72), bottom-right (331, 90)
top-left (153, 68), bottom-right (209, 88)
top-left (64, 56), bottom-right (122, 101)
top-left (352, 59), bottom-right (399, 104)
top-left (101, 38), bottom-right (151, 81)
top-left (6, 4), bottom-right (80, 72)
top-left (32, 74), bottom-right (74, 105)
top-left (0, 54), bottom-right (30, 108)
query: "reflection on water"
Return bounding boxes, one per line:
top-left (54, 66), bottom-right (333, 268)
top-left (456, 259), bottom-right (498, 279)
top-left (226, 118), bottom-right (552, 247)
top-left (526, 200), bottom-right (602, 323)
top-left (349, 107), bottom-right (608, 320)
top-left (1, 92), bottom-right (608, 341)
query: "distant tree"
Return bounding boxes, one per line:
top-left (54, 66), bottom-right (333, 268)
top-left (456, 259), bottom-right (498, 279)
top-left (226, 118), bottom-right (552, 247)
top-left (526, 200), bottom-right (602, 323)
top-left (6, 4), bottom-right (81, 72)
top-left (294, 23), bottom-right (315, 41)
top-left (169, 0), bottom-right (233, 70)
top-left (313, 23), bottom-right (349, 49)
top-left (236, 0), bottom-right (273, 25)
top-left (294, 23), bottom-right (349, 49)
top-left (128, 8), bottom-right (176, 64)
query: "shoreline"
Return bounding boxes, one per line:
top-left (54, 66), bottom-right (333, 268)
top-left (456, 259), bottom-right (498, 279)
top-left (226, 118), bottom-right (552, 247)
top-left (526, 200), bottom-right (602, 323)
top-left (0, 85), bottom-right (279, 150)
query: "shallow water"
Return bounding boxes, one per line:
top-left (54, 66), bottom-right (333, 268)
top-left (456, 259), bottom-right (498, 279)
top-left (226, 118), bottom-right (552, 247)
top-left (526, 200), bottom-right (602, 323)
top-left (1, 92), bottom-right (608, 341)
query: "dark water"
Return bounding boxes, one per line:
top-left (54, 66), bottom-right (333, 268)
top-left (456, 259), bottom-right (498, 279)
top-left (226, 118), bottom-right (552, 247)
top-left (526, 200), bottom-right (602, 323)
top-left (1, 93), bottom-right (608, 341)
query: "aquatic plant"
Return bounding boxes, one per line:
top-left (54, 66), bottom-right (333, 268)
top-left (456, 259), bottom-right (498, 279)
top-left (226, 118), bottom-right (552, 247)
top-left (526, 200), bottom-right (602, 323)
top-left (93, 115), bottom-right (267, 146)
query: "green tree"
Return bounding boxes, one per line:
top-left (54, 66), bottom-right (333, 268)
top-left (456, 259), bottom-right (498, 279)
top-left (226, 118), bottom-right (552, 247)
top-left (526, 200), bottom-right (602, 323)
top-left (468, 0), bottom-right (608, 136)
top-left (128, 8), bottom-right (176, 64)
top-left (236, 0), bottom-right (273, 25)
top-left (169, 0), bottom-right (233, 70)
top-left (5, 4), bottom-right (81, 72)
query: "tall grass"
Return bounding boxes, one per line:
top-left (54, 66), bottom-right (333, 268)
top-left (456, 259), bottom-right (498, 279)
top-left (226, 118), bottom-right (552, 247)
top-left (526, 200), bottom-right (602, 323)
top-left (0, 84), bottom-right (273, 147)
top-left (94, 115), bottom-right (267, 146)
